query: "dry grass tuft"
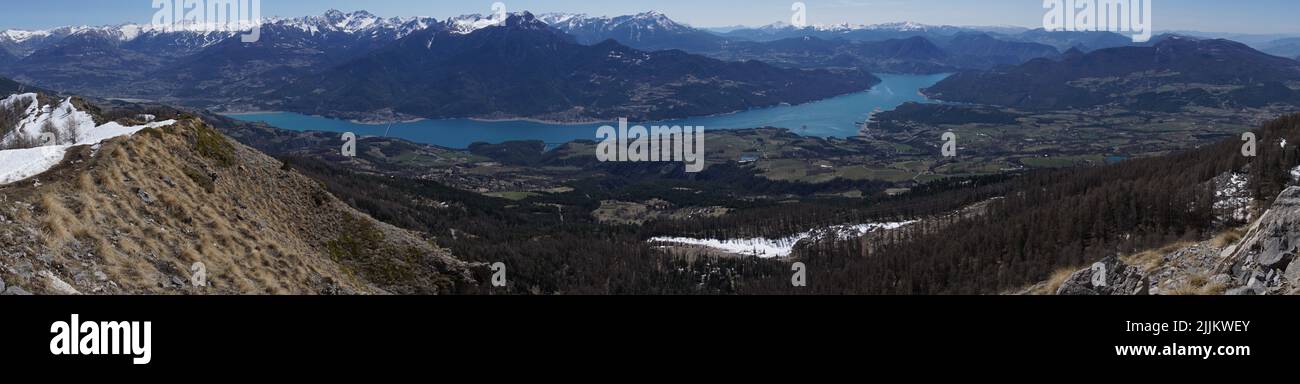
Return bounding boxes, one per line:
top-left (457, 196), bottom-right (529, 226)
top-left (4, 118), bottom-right (468, 294)
top-left (1164, 273), bottom-right (1228, 296)
top-left (1121, 241), bottom-right (1193, 273)
top-left (1211, 227), bottom-right (1246, 248)
top-left (1036, 267), bottom-right (1081, 295)
top-left (1199, 282), bottom-right (1230, 296)
top-left (38, 194), bottom-right (77, 247)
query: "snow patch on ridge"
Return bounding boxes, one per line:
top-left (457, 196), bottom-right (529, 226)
top-left (0, 146), bottom-right (68, 185)
top-left (1, 94), bottom-right (97, 149)
top-left (0, 93), bottom-right (176, 185)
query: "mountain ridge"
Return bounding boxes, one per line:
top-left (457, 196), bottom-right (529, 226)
top-left (1, 9), bottom-right (1138, 109)
top-left (925, 37), bottom-right (1300, 110)
top-left (270, 12), bottom-right (881, 122)
top-left (0, 92), bottom-right (477, 294)
top-left (539, 11), bottom-right (728, 52)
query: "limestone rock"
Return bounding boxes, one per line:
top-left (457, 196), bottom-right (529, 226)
top-left (1057, 255), bottom-right (1148, 295)
top-left (2, 285), bottom-right (32, 295)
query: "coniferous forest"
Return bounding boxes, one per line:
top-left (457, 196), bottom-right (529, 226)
top-left (275, 114), bottom-right (1300, 295)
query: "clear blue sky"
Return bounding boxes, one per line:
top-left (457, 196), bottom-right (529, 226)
top-left (2, 0), bottom-right (1297, 34)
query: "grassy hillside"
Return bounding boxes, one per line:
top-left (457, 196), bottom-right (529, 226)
top-left (0, 117), bottom-right (477, 294)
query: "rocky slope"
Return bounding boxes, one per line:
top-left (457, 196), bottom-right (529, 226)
top-left (1041, 185), bottom-right (1300, 296)
top-left (0, 100), bottom-right (476, 295)
top-left (1211, 186), bottom-right (1300, 294)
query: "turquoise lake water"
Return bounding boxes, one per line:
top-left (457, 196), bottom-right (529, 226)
top-left (226, 73), bottom-right (950, 149)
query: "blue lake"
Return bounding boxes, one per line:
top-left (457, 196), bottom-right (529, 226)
top-left (226, 73), bottom-right (950, 149)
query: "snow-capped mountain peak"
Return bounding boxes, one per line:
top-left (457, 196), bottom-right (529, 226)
top-left (864, 21), bottom-right (933, 32)
top-left (536, 12), bottom-right (588, 26)
top-left (445, 12), bottom-right (550, 35)
top-left (319, 9), bottom-right (383, 33)
top-left (538, 10), bottom-right (692, 33)
top-left (272, 9), bottom-right (438, 37)
top-left (447, 13), bottom-right (507, 35)
top-left (631, 10), bottom-right (672, 23)
top-left (758, 21), bottom-right (793, 30)
top-left (1, 22), bottom-right (239, 57)
top-left (612, 11), bottom-right (690, 32)
top-left (747, 20), bottom-right (939, 33)
top-left (2, 29), bottom-right (54, 43)
top-left (64, 24), bottom-right (152, 42)
top-left (813, 22), bottom-right (861, 32)
top-left (2, 25), bottom-right (104, 42)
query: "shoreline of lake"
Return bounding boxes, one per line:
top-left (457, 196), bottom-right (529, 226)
top-left (224, 73), bottom-right (951, 149)
top-left (225, 76), bottom-right (886, 126)
top-left (468, 117), bottom-right (614, 125)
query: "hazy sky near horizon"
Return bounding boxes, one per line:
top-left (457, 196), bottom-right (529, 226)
top-left (1, 0), bottom-right (1297, 35)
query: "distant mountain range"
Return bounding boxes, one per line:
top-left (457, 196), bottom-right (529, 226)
top-left (1, 10), bottom-right (439, 103)
top-left (1, 27), bottom-right (95, 56)
top-left (151, 11), bottom-right (443, 104)
top-left (530, 14), bottom-right (1078, 73)
top-left (718, 21), bottom-right (974, 43)
top-left (1009, 28), bottom-right (1135, 52)
top-left (1260, 37), bottom-right (1300, 59)
top-left (0, 10), bottom-right (1149, 80)
top-left (704, 35), bottom-right (956, 74)
top-left (696, 32), bottom-right (1066, 74)
top-left (538, 11), bottom-right (728, 53)
top-left (714, 22), bottom-right (1138, 53)
top-left (6, 28), bottom-right (169, 95)
top-left (0, 47), bottom-right (14, 67)
top-left (272, 13), bottom-right (879, 122)
top-left (2, 9), bottom-right (1297, 119)
top-left (925, 37), bottom-right (1300, 111)
top-left (0, 10), bottom-right (881, 120)
top-left (942, 33), bottom-right (1062, 68)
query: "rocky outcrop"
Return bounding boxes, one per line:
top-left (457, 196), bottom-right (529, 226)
top-left (1214, 186), bottom-right (1300, 295)
top-left (1056, 255), bottom-right (1149, 295)
top-left (1051, 186), bottom-right (1300, 295)
top-left (0, 274), bottom-right (31, 295)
